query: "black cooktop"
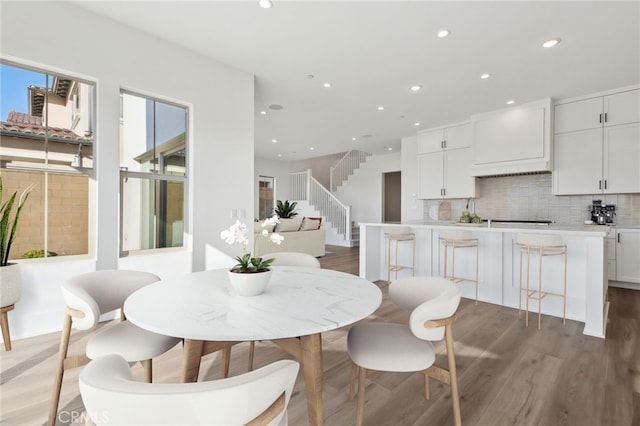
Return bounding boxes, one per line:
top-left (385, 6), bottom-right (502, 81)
top-left (483, 219), bottom-right (553, 224)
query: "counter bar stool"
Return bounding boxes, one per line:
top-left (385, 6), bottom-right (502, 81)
top-left (439, 229), bottom-right (479, 304)
top-left (516, 233), bottom-right (568, 329)
top-left (384, 227), bottom-right (415, 283)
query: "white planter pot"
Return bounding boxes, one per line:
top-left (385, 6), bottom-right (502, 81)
top-left (227, 269), bottom-right (272, 296)
top-left (0, 263), bottom-right (22, 307)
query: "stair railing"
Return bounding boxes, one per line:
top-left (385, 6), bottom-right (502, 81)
top-left (290, 169), bottom-right (352, 241)
top-left (329, 150), bottom-right (372, 192)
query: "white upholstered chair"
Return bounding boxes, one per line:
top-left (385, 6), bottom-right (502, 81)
top-left (347, 276), bottom-right (463, 426)
top-left (80, 354), bottom-right (299, 426)
top-left (49, 270), bottom-right (181, 426)
top-left (246, 252), bottom-right (321, 371)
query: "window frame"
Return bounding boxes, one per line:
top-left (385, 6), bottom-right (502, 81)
top-left (118, 90), bottom-right (189, 257)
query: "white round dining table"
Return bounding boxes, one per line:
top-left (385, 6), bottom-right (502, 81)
top-left (124, 266), bottom-right (382, 426)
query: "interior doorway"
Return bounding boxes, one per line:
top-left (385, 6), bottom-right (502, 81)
top-left (383, 171), bottom-right (401, 222)
top-left (258, 176), bottom-right (275, 220)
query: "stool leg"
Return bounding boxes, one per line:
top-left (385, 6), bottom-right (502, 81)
top-left (387, 238), bottom-right (391, 284)
top-left (443, 241), bottom-right (449, 279)
top-left (563, 250), bottom-right (568, 325)
top-left (474, 243), bottom-right (479, 304)
top-left (394, 240), bottom-right (400, 281)
top-left (537, 247), bottom-right (543, 330)
top-left (411, 238), bottom-right (415, 276)
top-left (518, 250), bottom-right (523, 317)
top-left (451, 242), bottom-right (457, 281)
top-left (525, 247), bottom-right (531, 328)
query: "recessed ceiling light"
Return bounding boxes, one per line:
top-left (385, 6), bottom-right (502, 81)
top-left (271, 139), bottom-right (277, 143)
top-left (437, 29), bottom-right (450, 38)
top-left (414, 122), bottom-right (421, 126)
top-left (277, 154), bottom-right (282, 158)
top-left (377, 106), bottom-right (385, 111)
top-left (351, 137), bottom-right (357, 141)
top-left (507, 100), bottom-right (515, 105)
top-left (480, 73), bottom-right (491, 79)
top-left (542, 38), bottom-right (561, 48)
top-left (268, 104), bottom-right (283, 110)
top-left (258, 0), bottom-right (272, 9)
top-left (410, 85), bottom-right (422, 92)
top-left (260, 110), bottom-right (267, 115)
top-left (387, 147), bottom-right (393, 151)
top-left (323, 82), bottom-right (332, 88)
top-left (310, 147), bottom-right (315, 150)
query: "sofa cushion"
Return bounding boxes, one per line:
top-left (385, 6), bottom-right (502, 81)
top-left (301, 217), bottom-right (322, 231)
top-left (275, 217), bottom-right (303, 232)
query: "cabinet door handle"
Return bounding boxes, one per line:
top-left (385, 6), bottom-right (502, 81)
top-left (604, 180), bottom-right (607, 190)
top-left (599, 180), bottom-right (602, 190)
top-left (604, 112), bottom-right (608, 123)
top-left (443, 140), bottom-right (447, 149)
top-left (599, 113), bottom-right (602, 124)
top-left (443, 188), bottom-right (446, 196)
top-left (618, 233), bottom-right (620, 243)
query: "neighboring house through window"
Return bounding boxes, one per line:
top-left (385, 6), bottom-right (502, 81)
top-left (0, 61), bottom-right (95, 260)
top-left (119, 91), bottom-right (188, 253)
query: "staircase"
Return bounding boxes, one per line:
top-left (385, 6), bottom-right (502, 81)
top-left (290, 151), bottom-right (371, 247)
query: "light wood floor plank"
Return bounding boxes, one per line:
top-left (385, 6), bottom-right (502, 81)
top-left (1, 245), bottom-right (638, 426)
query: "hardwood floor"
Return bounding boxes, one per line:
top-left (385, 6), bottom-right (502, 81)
top-left (1, 245), bottom-right (638, 426)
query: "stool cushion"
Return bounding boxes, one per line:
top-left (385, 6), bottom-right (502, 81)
top-left (439, 229), bottom-right (473, 241)
top-left (347, 323), bottom-right (435, 372)
top-left (86, 321), bottom-right (180, 361)
top-left (384, 226), bottom-right (413, 238)
top-left (516, 233), bottom-right (563, 247)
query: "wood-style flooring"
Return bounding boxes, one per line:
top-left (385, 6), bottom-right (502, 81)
top-left (1, 245), bottom-right (638, 425)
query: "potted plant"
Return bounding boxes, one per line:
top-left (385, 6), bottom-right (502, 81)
top-left (220, 215), bottom-right (284, 296)
top-left (1, 176), bottom-right (34, 346)
top-left (274, 200), bottom-right (298, 219)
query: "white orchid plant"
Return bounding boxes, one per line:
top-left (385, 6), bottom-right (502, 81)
top-left (220, 215), bottom-right (284, 273)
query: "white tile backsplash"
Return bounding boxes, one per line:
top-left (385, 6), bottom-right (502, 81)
top-left (423, 173), bottom-right (640, 225)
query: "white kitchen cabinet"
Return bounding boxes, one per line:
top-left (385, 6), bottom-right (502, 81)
top-left (606, 228), bottom-right (616, 281)
top-left (553, 87), bottom-right (640, 195)
top-left (616, 229), bottom-right (640, 284)
top-left (553, 122), bottom-right (640, 195)
top-left (418, 147), bottom-right (475, 199)
top-left (417, 122), bottom-right (472, 154)
top-left (471, 99), bottom-right (552, 176)
top-left (554, 89), bottom-right (640, 134)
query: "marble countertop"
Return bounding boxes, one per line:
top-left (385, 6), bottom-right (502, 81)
top-left (359, 220), bottom-right (617, 236)
top-left (124, 266), bottom-right (382, 341)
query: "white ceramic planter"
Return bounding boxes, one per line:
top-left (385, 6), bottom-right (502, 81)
top-left (0, 263), bottom-right (22, 307)
top-left (227, 269), bottom-right (272, 296)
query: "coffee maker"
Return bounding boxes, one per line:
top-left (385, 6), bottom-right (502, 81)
top-left (589, 200), bottom-right (616, 225)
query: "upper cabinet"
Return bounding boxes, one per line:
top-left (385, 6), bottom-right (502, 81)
top-left (417, 122), bottom-right (476, 199)
top-left (471, 99), bottom-right (552, 176)
top-left (554, 89), bottom-right (640, 133)
top-left (553, 88), bottom-right (640, 195)
top-left (417, 122), bottom-right (472, 153)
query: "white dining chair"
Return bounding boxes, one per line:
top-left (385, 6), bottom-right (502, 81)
top-left (49, 270), bottom-right (181, 426)
top-left (246, 252), bottom-right (321, 371)
top-left (80, 354), bottom-right (300, 426)
top-left (347, 276), bottom-right (463, 426)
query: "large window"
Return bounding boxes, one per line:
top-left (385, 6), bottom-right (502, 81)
top-left (0, 61), bottom-right (95, 260)
top-left (119, 91), bottom-right (187, 253)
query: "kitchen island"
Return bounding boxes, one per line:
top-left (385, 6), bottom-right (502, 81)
top-left (359, 221), bottom-right (610, 338)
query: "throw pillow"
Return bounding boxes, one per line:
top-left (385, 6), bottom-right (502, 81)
top-left (255, 221), bottom-right (275, 234)
top-left (300, 217), bottom-right (321, 231)
top-left (275, 217), bottom-right (303, 232)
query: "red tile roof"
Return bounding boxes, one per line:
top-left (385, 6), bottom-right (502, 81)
top-left (1, 111), bottom-right (91, 143)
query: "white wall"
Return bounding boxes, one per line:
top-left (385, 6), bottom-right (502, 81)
top-left (334, 152), bottom-right (401, 224)
top-left (400, 135), bottom-right (424, 221)
top-left (289, 152), bottom-right (345, 189)
top-left (1, 2), bottom-right (254, 339)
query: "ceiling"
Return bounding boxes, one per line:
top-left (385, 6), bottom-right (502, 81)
top-left (72, 1), bottom-right (640, 161)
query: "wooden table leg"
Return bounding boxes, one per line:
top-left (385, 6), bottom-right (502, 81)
top-left (300, 333), bottom-right (324, 426)
top-left (181, 339), bottom-right (204, 383)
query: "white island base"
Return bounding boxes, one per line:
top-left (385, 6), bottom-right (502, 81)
top-left (359, 222), bottom-right (610, 338)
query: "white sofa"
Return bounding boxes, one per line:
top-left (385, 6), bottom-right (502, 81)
top-left (254, 217), bottom-right (325, 258)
